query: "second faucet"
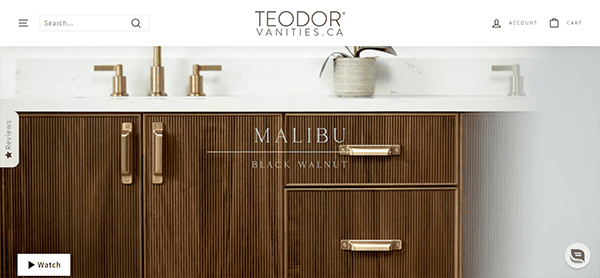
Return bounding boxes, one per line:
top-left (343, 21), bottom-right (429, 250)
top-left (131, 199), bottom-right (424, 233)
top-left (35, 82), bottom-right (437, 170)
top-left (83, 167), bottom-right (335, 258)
top-left (149, 46), bottom-right (222, 97)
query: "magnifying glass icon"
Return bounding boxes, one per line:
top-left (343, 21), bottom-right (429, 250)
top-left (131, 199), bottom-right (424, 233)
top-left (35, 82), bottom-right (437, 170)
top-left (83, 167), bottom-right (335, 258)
top-left (131, 18), bottom-right (141, 28)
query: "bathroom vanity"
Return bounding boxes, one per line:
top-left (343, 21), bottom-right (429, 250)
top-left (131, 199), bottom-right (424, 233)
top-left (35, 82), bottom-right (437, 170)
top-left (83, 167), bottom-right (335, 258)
top-left (0, 97), bottom-right (533, 278)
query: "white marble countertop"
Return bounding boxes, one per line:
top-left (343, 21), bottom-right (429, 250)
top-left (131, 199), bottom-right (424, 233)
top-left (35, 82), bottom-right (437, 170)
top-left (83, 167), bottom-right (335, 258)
top-left (0, 96), bottom-right (536, 112)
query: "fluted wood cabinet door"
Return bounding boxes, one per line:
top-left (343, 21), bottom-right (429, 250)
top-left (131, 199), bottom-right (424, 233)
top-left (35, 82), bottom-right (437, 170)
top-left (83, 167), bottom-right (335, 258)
top-left (143, 114), bottom-right (284, 278)
top-left (1, 114), bottom-right (143, 277)
top-left (287, 188), bottom-right (456, 278)
top-left (285, 114), bottom-right (458, 186)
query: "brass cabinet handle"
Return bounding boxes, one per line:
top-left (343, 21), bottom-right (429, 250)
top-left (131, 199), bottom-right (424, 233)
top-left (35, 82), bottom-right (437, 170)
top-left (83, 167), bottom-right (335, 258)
top-left (152, 122), bottom-right (164, 184)
top-left (339, 145), bottom-right (401, 156)
top-left (121, 123), bottom-right (133, 184)
top-left (341, 240), bottom-right (402, 251)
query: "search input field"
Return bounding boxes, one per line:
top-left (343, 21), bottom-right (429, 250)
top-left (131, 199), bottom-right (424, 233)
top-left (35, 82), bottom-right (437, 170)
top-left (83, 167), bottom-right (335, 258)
top-left (39, 15), bottom-right (149, 32)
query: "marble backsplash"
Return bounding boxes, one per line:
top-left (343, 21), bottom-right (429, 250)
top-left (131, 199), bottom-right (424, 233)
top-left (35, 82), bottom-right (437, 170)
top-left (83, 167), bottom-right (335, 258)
top-left (1, 46), bottom-right (545, 98)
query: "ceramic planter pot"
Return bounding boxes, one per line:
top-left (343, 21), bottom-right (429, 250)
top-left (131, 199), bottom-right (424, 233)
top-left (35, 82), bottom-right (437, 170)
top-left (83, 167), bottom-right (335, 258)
top-left (333, 57), bottom-right (376, 97)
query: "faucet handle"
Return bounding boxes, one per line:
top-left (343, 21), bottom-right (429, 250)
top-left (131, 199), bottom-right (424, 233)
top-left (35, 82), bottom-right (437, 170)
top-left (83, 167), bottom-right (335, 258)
top-left (189, 64), bottom-right (222, 96)
top-left (193, 65), bottom-right (222, 74)
top-left (492, 64), bottom-right (525, 96)
top-left (94, 64), bottom-right (128, 97)
top-left (492, 64), bottom-right (520, 75)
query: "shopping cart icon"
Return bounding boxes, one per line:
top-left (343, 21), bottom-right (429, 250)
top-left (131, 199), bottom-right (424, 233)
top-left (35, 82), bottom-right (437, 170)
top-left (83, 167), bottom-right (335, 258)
top-left (550, 18), bottom-right (559, 28)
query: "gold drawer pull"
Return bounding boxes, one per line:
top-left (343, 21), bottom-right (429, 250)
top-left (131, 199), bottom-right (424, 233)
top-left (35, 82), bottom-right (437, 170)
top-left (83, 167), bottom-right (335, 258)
top-left (339, 145), bottom-right (401, 156)
top-left (341, 240), bottom-right (402, 251)
top-left (121, 123), bottom-right (133, 184)
top-left (152, 122), bottom-right (164, 184)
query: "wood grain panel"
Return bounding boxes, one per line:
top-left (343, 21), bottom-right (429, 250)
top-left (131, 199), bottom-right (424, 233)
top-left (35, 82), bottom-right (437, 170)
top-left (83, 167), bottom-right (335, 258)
top-left (143, 114), bottom-right (283, 278)
top-left (285, 114), bottom-right (458, 185)
top-left (1, 114), bottom-right (142, 277)
top-left (287, 188), bottom-right (456, 278)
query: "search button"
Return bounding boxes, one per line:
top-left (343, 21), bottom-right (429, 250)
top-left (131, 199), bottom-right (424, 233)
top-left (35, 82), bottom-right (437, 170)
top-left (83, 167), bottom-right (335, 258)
top-left (131, 18), bottom-right (141, 28)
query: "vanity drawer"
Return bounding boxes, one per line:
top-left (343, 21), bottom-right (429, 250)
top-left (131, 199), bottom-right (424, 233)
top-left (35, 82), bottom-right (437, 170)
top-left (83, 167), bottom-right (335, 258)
top-left (286, 188), bottom-right (457, 278)
top-left (285, 114), bottom-right (458, 185)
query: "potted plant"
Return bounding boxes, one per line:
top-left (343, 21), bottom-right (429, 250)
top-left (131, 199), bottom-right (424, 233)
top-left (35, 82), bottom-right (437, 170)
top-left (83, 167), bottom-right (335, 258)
top-left (320, 46), bottom-right (397, 97)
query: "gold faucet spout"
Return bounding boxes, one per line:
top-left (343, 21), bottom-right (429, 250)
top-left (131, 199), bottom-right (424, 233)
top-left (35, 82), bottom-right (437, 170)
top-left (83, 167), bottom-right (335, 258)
top-left (153, 46), bottom-right (161, 67)
top-left (150, 46), bottom-right (166, 96)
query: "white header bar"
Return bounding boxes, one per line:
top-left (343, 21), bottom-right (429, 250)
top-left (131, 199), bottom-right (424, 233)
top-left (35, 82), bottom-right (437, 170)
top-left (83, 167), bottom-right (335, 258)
top-left (1, 0), bottom-right (599, 46)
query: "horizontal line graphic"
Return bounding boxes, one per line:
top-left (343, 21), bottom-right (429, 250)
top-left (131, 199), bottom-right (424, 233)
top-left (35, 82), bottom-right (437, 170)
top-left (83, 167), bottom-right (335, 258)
top-left (207, 151), bottom-right (339, 154)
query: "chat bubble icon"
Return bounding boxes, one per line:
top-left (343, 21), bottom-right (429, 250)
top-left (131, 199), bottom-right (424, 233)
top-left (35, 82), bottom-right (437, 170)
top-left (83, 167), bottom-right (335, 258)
top-left (570, 249), bottom-right (585, 263)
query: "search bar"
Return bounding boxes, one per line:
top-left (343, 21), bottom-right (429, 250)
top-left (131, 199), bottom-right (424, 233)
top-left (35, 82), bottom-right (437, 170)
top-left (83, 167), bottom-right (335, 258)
top-left (39, 15), bottom-right (149, 31)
